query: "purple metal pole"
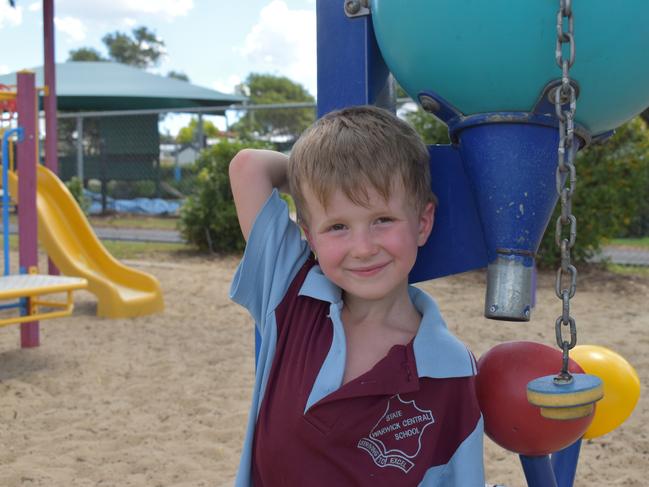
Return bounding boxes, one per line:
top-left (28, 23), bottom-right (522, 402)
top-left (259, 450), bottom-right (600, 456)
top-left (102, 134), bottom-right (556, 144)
top-left (17, 71), bottom-right (40, 348)
top-left (43, 0), bottom-right (59, 276)
top-left (43, 0), bottom-right (57, 174)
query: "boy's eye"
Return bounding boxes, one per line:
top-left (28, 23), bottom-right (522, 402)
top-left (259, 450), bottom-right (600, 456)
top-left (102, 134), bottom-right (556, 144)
top-left (329, 223), bottom-right (346, 232)
top-left (375, 217), bottom-right (394, 224)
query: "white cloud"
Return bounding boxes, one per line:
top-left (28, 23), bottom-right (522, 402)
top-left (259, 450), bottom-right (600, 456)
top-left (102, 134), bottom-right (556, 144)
top-left (28, 2), bottom-right (41, 12)
top-left (212, 75), bottom-right (243, 95)
top-left (0, 3), bottom-right (23, 29)
top-left (0, 65), bottom-right (10, 75)
top-left (239, 0), bottom-right (316, 95)
top-left (57, 0), bottom-right (193, 23)
top-left (54, 16), bottom-right (87, 42)
top-left (122, 17), bottom-right (137, 28)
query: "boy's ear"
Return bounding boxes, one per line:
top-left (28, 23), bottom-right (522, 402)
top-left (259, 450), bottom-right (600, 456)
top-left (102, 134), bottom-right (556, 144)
top-left (300, 223), bottom-right (313, 247)
top-left (417, 202), bottom-right (435, 247)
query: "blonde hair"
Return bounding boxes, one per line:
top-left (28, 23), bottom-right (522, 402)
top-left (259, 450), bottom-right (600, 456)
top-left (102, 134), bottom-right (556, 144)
top-left (288, 105), bottom-right (436, 223)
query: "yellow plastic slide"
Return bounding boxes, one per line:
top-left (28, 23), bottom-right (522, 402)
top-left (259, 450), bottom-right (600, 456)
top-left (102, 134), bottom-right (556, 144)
top-left (8, 166), bottom-right (164, 318)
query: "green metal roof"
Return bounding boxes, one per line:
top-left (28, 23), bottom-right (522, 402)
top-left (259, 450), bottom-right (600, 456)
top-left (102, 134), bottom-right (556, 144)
top-left (0, 61), bottom-right (246, 111)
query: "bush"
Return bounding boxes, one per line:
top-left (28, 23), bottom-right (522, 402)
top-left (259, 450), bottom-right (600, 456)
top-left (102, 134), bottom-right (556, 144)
top-left (159, 163), bottom-right (199, 197)
top-left (107, 180), bottom-right (157, 199)
top-left (404, 108), bottom-right (450, 145)
top-left (178, 139), bottom-right (272, 252)
top-left (537, 117), bottom-right (649, 267)
top-left (65, 177), bottom-right (91, 214)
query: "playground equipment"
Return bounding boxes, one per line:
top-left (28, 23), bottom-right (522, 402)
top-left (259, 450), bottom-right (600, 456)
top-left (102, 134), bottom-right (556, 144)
top-left (476, 342), bottom-right (592, 457)
top-left (316, 1), bottom-right (646, 485)
top-left (0, 71), bottom-right (164, 348)
top-left (6, 164), bottom-right (165, 319)
top-left (1, 129), bottom-right (87, 328)
top-left (570, 345), bottom-right (641, 440)
top-left (0, 73), bottom-right (87, 346)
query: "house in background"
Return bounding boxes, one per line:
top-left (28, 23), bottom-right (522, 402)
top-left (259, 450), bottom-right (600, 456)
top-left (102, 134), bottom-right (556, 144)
top-left (176, 144), bottom-right (200, 166)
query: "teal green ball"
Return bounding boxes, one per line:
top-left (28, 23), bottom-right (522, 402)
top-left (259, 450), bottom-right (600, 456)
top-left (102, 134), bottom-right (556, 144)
top-left (370, 0), bottom-right (649, 135)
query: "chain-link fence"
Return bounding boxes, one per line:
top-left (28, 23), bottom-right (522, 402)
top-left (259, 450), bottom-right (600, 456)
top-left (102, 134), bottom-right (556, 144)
top-left (53, 103), bottom-right (649, 236)
top-left (55, 103), bottom-right (320, 213)
top-left (58, 109), bottom-right (183, 212)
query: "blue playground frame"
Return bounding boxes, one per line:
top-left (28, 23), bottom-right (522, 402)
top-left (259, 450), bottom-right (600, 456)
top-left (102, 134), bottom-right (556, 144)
top-left (1, 128), bottom-right (26, 316)
top-left (314, 2), bottom-right (584, 485)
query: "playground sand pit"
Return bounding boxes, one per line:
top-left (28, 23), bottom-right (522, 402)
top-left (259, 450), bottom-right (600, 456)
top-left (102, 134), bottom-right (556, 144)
top-left (0, 253), bottom-right (647, 487)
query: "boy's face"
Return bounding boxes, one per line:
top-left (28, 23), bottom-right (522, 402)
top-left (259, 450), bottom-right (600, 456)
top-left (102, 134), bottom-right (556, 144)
top-left (300, 183), bottom-right (434, 302)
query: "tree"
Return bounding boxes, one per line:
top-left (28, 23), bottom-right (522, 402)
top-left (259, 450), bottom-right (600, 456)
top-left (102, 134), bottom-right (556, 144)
top-left (177, 117), bottom-right (220, 145)
top-left (641, 108), bottom-right (649, 127)
top-left (67, 26), bottom-right (164, 68)
top-left (232, 73), bottom-right (315, 141)
top-left (167, 70), bottom-right (189, 82)
top-left (102, 26), bottom-right (165, 69)
top-left (403, 108), bottom-right (450, 145)
top-left (68, 47), bottom-right (106, 62)
top-left (179, 139), bottom-right (272, 252)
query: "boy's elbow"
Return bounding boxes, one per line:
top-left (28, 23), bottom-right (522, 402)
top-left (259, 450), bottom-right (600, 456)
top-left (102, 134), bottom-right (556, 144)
top-left (229, 148), bottom-right (256, 182)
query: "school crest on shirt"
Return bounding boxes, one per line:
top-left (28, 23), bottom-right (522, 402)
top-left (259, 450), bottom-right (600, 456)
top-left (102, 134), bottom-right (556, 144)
top-left (357, 394), bottom-right (435, 473)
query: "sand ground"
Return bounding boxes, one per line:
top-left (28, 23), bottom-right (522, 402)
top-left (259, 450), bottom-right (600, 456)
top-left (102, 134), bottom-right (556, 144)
top-left (0, 252), bottom-right (647, 487)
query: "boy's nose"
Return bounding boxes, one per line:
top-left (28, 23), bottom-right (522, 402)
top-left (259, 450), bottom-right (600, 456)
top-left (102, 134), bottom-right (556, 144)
top-left (350, 231), bottom-right (379, 259)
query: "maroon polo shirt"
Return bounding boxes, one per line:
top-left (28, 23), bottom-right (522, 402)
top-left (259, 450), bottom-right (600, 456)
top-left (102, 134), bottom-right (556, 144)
top-left (252, 259), bottom-right (481, 486)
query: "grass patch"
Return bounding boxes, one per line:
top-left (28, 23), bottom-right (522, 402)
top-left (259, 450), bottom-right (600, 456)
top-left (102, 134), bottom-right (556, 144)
top-left (609, 237), bottom-right (649, 248)
top-left (101, 240), bottom-right (194, 260)
top-left (88, 214), bottom-right (179, 230)
top-left (606, 263), bottom-right (649, 277)
top-left (8, 212), bottom-right (179, 231)
top-left (1, 235), bottom-right (195, 263)
top-left (0, 235), bottom-right (19, 252)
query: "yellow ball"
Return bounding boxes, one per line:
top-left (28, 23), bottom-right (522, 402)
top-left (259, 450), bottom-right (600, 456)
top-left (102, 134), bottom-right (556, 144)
top-left (571, 345), bottom-right (641, 439)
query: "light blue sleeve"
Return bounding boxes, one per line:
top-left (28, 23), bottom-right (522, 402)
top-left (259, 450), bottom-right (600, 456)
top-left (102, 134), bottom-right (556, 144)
top-left (229, 190), bottom-right (310, 331)
top-left (231, 191), bottom-right (310, 487)
top-left (418, 417), bottom-right (485, 487)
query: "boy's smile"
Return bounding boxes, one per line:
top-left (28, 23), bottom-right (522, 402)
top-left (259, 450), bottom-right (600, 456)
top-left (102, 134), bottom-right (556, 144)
top-left (301, 184), bottom-right (434, 305)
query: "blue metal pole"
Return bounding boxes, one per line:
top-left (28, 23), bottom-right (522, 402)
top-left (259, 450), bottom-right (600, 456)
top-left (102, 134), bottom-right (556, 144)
top-left (551, 439), bottom-right (582, 487)
top-left (316, 0), bottom-right (393, 117)
top-left (2, 127), bottom-right (23, 276)
top-left (520, 455), bottom-right (559, 487)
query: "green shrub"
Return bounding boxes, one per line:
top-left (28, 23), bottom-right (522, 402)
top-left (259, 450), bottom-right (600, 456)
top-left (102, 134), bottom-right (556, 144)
top-left (404, 108), bottom-right (450, 145)
top-left (159, 163), bottom-right (199, 196)
top-left (65, 177), bottom-right (91, 214)
top-left (107, 180), bottom-right (157, 199)
top-left (178, 139), bottom-right (272, 252)
top-left (537, 117), bottom-right (649, 267)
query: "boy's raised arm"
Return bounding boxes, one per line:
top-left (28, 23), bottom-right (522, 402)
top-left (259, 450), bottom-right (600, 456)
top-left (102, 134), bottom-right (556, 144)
top-left (229, 149), bottom-right (290, 241)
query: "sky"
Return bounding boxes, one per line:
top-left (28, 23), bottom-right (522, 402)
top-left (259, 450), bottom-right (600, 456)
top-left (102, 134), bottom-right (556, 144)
top-left (0, 0), bottom-right (317, 133)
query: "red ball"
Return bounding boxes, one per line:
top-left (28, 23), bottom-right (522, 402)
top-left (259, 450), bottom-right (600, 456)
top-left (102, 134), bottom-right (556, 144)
top-left (476, 341), bottom-right (593, 456)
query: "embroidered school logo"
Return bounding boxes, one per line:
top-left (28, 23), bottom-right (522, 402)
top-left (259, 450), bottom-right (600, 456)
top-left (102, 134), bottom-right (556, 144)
top-left (357, 394), bottom-right (435, 473)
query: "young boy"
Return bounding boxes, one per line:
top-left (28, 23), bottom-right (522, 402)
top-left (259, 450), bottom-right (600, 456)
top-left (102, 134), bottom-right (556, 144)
top-left (229, 106), bottom-right (484, 486)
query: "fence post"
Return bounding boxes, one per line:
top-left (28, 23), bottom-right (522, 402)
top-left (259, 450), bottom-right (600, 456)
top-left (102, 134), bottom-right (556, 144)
top-left (197, 113), bottom-right (204, 149)
top-left (76, 115), bottom-right (84, 181)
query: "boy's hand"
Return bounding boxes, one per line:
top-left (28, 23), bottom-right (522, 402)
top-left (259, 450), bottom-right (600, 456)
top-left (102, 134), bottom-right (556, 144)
top-left (229, 149), bottom-right (290, 241)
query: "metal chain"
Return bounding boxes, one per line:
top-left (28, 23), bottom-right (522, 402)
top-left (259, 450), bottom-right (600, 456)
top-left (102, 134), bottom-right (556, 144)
top-left (553, 0), bottom-right (578, 385)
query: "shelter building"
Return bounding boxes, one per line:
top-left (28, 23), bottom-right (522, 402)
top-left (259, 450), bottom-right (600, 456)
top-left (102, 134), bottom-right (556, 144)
top-left (0, 62), bottom-right (245, 204)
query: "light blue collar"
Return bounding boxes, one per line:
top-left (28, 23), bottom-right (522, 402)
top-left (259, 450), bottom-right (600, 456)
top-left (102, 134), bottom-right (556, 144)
top-left (298, 266), bottom-right (476, 381)
top-left (298, 264), bottom-right (343, 305)
top-left (409, 286), bottom-right (477, 378)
